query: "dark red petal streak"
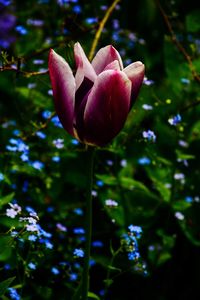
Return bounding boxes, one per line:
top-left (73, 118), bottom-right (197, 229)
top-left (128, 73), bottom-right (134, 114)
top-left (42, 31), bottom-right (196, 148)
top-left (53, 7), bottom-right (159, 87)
top-left (83, 70), bottom-right (131, 146)
top-left (48, 49), bottom-right (75, 136)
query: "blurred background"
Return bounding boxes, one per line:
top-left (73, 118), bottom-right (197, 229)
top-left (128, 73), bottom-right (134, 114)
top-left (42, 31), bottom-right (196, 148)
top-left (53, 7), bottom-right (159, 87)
top-left (0, 0), bottom-right (200, 299)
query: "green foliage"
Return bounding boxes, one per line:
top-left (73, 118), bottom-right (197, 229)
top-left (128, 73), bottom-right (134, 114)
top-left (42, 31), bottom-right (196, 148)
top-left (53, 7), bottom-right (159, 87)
top-left (0, 277), bottom-right (16, 297)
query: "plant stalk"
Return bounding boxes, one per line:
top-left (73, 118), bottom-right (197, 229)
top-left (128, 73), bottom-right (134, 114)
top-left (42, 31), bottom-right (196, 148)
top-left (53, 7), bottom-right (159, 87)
top-left (81, 146), bottom-right (95, 300)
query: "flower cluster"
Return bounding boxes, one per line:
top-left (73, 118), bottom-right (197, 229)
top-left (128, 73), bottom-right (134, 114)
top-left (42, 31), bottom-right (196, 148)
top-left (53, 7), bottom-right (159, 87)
top-left (121, 225), bottom-right (142, 261)
top-left (6, 138), bottom-right (29, 162)
top-left (6, 204), bottom-right (54, 249)
top-left (168, 114), bottom-right (181, 126)
top-left (6, 203), bottom-right (22, 218)
top-left (142, 130), bottom-right (156, 142)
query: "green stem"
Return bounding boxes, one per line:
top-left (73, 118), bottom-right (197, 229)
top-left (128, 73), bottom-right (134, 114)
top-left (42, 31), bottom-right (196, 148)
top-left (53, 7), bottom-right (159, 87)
top-left (104, 247), bottom-right (122, 299)
top-left (81, 146), bottom-right (95, 300)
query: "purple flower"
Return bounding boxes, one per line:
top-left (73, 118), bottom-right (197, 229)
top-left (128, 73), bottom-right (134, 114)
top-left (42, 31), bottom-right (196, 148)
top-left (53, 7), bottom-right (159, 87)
top-left (0, 12), bottom-right (16, 49)
top-left (48, 43), bottom-right (145, 146)
top-left (142, 130), bottom-right (156, 142)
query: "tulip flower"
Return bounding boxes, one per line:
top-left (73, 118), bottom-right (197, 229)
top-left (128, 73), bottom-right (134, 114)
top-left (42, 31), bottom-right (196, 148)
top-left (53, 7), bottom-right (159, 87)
top-left (48, 42), bottom-right (144, 146)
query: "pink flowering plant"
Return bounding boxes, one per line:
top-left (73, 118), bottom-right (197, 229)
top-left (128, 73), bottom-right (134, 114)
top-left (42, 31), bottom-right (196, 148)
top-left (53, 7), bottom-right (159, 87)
top-left (48, 42), bottom-right (144, 146)
top-left (48, 42), bottom-right (144, 299)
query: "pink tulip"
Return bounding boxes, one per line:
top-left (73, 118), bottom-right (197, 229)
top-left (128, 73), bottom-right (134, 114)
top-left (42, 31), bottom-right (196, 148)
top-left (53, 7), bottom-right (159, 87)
top-left (48, 42), bottom-right (145, 146)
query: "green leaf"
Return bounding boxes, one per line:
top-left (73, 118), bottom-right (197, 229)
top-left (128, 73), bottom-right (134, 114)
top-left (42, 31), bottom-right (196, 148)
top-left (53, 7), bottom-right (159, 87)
top-left (189, 120), bottom-right (200, 141)
top-left (157, 252), bottom-right (172, 266)
top-left (16, 87), bottom-right (50, 109)
top-left (151, 177), bottom-right (171, 202)
top-left (172, 200), bottom-right (191, 211)
top-left (186, 11), bottom-right (200, 32)
top-left (0, 237), bottom-right (13, 261)
top-left (107, 265), bottom-right (121, 272)
top-left (0, 193), bottom-right (15, 208)
top-left (0, 277), bottom-right (16, 296)
top-left (88, 292), bottom-right (101, 300)
top-left (103, 279), bottom-right (113, 288)
top-left (96, 174), bottom-right (156, 197)
top-left (176, 150), bottom-right (195, 160)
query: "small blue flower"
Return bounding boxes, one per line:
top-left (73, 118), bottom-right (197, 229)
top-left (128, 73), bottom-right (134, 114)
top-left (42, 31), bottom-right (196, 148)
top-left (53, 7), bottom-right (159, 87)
top-left (47, 206), bottom-right (54, 213)
top-left (69, 272), bottom-right (78, 281)
top-left (89, 259), bottom-right (96, 266)
top-left (31, 161), bottom-right (44, 170)
top-left (85, 17), bottom-right (98, 24)
top-left (168, 114), bottom-right (181, 126)
top-left (51, 267), bottom-right (60, 275)
top-left (28, 235), bottom-right (37, 242)
top-left (73, 208), bottom-right (83, 215)
top-left (142, 130), bottom-right (156, 142)
top-left (57, 0), bottom-right (69, 5)
top-left (20, 153), bottom-right (29, 162)
top-left (22, 180), bottom-right (29, 192)
top-left (4, 263), bottom-right (11, 270)
top-left (73, 227), bottom-right (85, 234)
top-left (138, 157), bottom-right (151, 165)
top-left (42, 110), bottom-right (52, 119)
top-left (96, 180), bottom-right (104, 187)
top-left (92, 240), bottom-right (103, 247)
top-left (25, 206), bottom-right (36, 213)
top-left (128, 225), bottom-right (142, 238)
top-left (73, 5), bottom-right (82, 13)
top-left (52, 156), bottom-right (60, 162)
top-left (8, 288), bottom-right (21, 300)
top-left (128, 251), bottom-right (140, 260)
top-left (185, 196), bottom-right (193, 203)
top-left (12, 129), bottom-right (21, 136)
top-left (0, 172), bottom-right (4, 181)
top-left (71, 138), bottom-right (79, 145)
top-left (142, 104), bottom-right (153, 110)
top-left (73, 248), bottom-right (84, 258)
top-left (6, 145), bottom-right (17, 152)
top-left (53, 138), bottom-right (64, 149)
top-left (28, 262), bottom-right (36, 270)
top-left (0, 0), bottom-right (11, 6)
top-left (36, 131), bottom-right (46, 139)
top-left (15, 25), bottom-right (28, 35)
top-left (74, 262), bottom-right (81, 269)
top-left (51, 115), bottom-right (63, 128)
top-left (181, 78), bottom-right (190, 84)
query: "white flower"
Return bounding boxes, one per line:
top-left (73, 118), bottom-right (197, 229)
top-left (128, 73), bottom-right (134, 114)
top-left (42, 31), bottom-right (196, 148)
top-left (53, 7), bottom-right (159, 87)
top-left (6, 203), bottom-right (22, 218)
top-left (175, 212), bottom-right (184, 220)
top-left (105, 199), bottom-right (118, 207)
top-left (6, 208), bottom-right (18, 218)
top-left (26, 224), bottom-right (39, 232)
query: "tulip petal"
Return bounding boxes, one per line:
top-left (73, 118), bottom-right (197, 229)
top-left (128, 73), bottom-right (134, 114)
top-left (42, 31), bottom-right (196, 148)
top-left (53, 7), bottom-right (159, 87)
top-left (91, 45), bottom-right (123, 75)
top-left (83, 70), bottom-right (131, 146)
top-left (48, 49), bottom-right (75, 136)
top-left (123, 61), bottom-right (145, 103)
top-left (74, 42), bottom-right (97, 90)
top-left (103, 60), bottom-right (120, 71)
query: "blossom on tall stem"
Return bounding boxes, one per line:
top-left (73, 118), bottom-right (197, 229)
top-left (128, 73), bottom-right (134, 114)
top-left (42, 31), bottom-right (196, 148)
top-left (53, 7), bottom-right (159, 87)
top-left (48, 42), bottom-right (145, 146)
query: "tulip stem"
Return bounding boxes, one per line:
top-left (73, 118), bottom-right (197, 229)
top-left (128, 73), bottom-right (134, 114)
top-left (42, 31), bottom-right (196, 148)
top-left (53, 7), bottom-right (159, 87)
top-left (81, 146), bottom-right (95, 300)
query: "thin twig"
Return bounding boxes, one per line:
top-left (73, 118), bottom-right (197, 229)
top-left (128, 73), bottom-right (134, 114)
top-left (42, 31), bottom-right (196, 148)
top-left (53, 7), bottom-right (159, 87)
top-left (88, 0), bottom-right (121, 61)
top-left (156, 0), bottom-right (200, 83)
top-left (22, 112), bottom-right (56, 141)
top-left (0, 66), bottom-right (48, 77)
